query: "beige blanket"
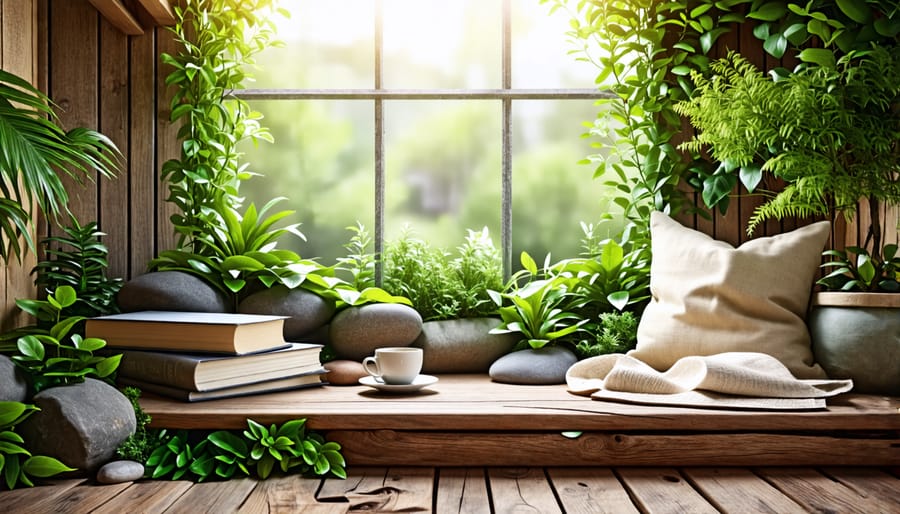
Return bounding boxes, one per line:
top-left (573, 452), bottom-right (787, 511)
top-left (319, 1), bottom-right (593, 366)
top-left (566, 352), bottom-right (853, 410)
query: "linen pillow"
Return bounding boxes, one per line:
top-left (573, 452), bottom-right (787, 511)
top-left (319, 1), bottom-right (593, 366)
top-left (629, 212), bottom-right (830, 379)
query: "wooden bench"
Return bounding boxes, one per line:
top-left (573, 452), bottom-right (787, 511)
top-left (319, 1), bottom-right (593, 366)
top-left (139, 374), bottom-right (900, 467)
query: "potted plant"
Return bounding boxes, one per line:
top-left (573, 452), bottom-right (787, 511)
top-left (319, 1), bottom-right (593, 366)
top-left (675, 46), bottom-right (900, 393)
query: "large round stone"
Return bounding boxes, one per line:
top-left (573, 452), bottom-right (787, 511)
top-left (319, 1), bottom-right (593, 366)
top-left (117, 271), bottom-right (231, 313)
top-left (238, 286), bottom-right (335, 341)
top-left (489, 345), bottom-right (578, 385)
top-left (0, 354), bottom-right (28, 402)
top-left (18, 379), bottom-right (137, 472)
top-left (412, 318), bottom-right (518, 373)
top-left (329, 303), bottom-right (423, 361)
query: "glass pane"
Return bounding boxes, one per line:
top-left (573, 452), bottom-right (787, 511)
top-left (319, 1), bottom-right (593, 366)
top-left (511, 0), bottom-right (596, 88)
top-left (239, 100), bottom-right (375, 266)
top-left (511, 99), bottom-right (619, 263)
top-left (383, 0), bottom-right (501, 89)
top-left (253, 0), bottom-right (375, 89)
top-left (384, 100), bottom-right (502, 250)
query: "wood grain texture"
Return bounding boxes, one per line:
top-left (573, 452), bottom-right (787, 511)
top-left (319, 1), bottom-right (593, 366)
top-left (154, 23), bottom-right (179, 254)
top-left (98, 15), bottom-right (130, 280)
top-left (548, 467), bottom-right (639, 514)
top-left (138, 375), bottom-right (900, 433)
top-left (0, 478), bottom-right (87, 513)
top-left (328, 430), bottom-right (900, 467)
top-left (235, 476), bottom-right (346, 514)
top-left (135, 0), bottom-right (174, 25)
top-left (128, 29), bottom-right (158, 277)
top-left (758, 467), bottom-right (898, 514)
top-left (488, 467), bottom-right (562, 514)
top-left (87, 0), bottom-right (143, 35)
top-left (435, 468), bottom-right (490, 514)
top-left (683, 468), bottom-right (806, 514)
top-left (318, 466), bottom-right (434, 512)
top-left (824, 467), bottom-right (900, 509)
top-left (162, 477), bottom-right (257, 514)
top-left (91, 479), bottom-right (192, 514)
top-left (618, 468), bottom-right (718, 514)
top-left (0, 0), bottom-right (37, 331)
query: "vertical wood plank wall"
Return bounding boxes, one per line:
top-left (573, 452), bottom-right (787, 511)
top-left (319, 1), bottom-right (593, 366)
top-left (1, 0), bottom-right (897, 329)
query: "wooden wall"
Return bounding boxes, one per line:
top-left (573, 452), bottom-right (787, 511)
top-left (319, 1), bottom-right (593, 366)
top-left (0, 0), bottom-right (897, 330)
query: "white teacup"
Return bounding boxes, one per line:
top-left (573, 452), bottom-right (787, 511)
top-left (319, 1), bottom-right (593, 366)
top-left (363, 347), bottom-right (423, 385)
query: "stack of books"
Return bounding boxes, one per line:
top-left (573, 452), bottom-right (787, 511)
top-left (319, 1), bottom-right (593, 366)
top-left (85, 311), bottom-right (326, 402)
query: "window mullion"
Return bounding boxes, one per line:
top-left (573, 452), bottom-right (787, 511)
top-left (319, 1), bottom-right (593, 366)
top-left (501, 0), bottom-right (512, 281)
top-left (374, 0), bottom-right (385, 287)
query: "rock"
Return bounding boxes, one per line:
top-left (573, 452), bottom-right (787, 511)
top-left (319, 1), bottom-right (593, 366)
top-left (117, 271), bottom-right (231, 313)
top-left (329, 304), bottom-right (423, 361)
top-left (238, 286), bottom-right (335, 341)
top-left (18, 379), bottom-right (137, 472)
top-left (324, 360), bottom-right (368, 386)
top-left (413, 318), bottom-right (518, 373)
top-left (489, 346), bottom-right (578, 385)
top-left (0, 354), bottom-right (28, 402)
top-left (96, 460), bottom-right (145, 484)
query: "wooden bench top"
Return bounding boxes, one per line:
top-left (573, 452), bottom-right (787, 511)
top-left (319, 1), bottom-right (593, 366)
top-left (139, 374), bottom-right (900, 467)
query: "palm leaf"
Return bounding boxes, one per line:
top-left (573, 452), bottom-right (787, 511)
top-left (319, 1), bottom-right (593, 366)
top-left (0, 69), bottom-right (120, 263)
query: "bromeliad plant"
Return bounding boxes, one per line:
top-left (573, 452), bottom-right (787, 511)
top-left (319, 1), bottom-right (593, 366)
top-left (145, 418), bottom-right (345, 482)
top-left (0, 401), bottom-right (75, 489)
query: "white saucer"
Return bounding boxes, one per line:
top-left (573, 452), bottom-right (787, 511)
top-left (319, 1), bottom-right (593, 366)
top-left (358, 374), bottom-right (438, 392)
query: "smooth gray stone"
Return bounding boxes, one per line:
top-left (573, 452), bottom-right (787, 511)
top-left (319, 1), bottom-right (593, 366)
top-left (117, 271), bottom-right (232, 313)
top-left (18, 379), bottom-right (137, 472)
top-left (413, 318), bottom-right (518, 373)
top-left (329, 303), bottom-right (423, 361)
top-left (96, 460), bottom-right (145, 484)
top-left (0, 354), bottom-right (28, 402)
top-left (809, 305), bottom-right (900, 395)
top-left (489, 346), bottom-right (578, 385)
top-left (238, 286), bottom-right (335, 340)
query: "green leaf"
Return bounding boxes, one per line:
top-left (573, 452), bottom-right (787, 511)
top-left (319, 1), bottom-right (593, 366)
top-left (16, 336), bottom-right (45, 361)
top-left (51, 286), bottom-right (77, 308)
top-left (763, 34), bottom-right (788, 58)
top-left (835, 0), bottom-right (871, 24)
top-left (22, 455), bottom-right (76, 477)
top-left (797, 48), bottom-right (836, 68)
top-left (0, 402), bottom-right (29, 428)
top-left (748, 3), bottom-right (788, 21)
top-left (739, 165), bottom-right (762, 193)
top-left (94, 354), bottom-right (122, 378)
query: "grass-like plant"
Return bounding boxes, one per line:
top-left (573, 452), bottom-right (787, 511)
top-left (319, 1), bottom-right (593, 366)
top-left (0, 69), bottom-right (119, 263)
top-left (819, 244), bottom-right (900, 292)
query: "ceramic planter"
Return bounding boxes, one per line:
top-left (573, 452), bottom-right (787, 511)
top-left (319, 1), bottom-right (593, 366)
top-left (808, 292), bottom-right (900, 395)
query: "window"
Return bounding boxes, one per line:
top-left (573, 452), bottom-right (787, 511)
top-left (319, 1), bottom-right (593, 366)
top-left (239, 0), bottom-right (611, 278)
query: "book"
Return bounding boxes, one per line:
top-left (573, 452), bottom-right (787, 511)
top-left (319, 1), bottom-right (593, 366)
top-left (118, 372), bottom-right (326, 402)
top-left (85, 311), bottom-right (289, 354)
top-left (114, 342), bottom-right (323, 391)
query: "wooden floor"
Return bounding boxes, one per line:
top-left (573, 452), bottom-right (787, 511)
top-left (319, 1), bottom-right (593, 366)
top-left (3, 375), bottom-right (898, 512)
top-left (3, 465), bottom-right (899, 513)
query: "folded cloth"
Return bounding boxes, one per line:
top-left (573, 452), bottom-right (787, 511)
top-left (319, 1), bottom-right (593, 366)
top-left (566, 352), bottom-right (853, 410)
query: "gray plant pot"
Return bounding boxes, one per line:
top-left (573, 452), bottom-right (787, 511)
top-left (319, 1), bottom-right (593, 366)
top-left (412, 317), bottom-right (518, 373)
top-left (808, 292), bottom-right (900, 395)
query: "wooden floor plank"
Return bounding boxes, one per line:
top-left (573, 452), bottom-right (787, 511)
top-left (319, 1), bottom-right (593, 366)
top-left (1, 478), bottom-right (87, 513)
top-left (162, 477), bottom-right (258, 514)
top-left (547, 467), bottom-right (639, 514)
top-left (757, 467), bottom-right (889, 514)
top-left (32, 480), bottom-right (132, 514)
top-left (236, 476), bottom-right (346, 514)
top-left (92, 480), bottom-right (192, 514)
top-left (683, 467), bottom-right (806, 514)
top-left (434, 468), bottom-right (490, 514)
top-left (488, 467), bottom-right (563, 514)
top-left (824, 467), bottom-right (900, 508)
top-left (618, 468), bottom-right (718, 514)
top-left (317, 466), bottom-right (433, 512)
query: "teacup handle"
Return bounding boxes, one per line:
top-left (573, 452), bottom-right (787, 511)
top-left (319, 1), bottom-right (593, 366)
top-left (362, 356), bottom-right (382, 381)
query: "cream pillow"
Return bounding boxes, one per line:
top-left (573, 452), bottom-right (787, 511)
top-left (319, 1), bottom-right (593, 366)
top-left (630, 212), bottom-right (830, 379)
